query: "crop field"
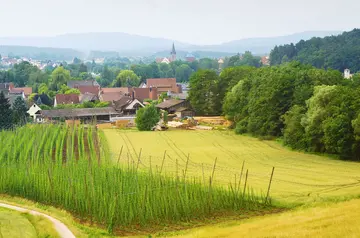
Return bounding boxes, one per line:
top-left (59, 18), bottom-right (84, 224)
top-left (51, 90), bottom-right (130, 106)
top-left (104, 129), bottom-right (360, 205)
top-left (0, 207), bottom-right (58, 238)
top-left (166, 198), bottom-right (360, 238)
top-left (0, 125), bottom-right (268, 234)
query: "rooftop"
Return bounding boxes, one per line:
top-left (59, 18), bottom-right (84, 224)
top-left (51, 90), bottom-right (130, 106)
top-left (42, 107), bottom-right (119, 118)
top-left (55, 94), bottom-right (80, 105)
top-left (156, 99), bottom-right (184, 109)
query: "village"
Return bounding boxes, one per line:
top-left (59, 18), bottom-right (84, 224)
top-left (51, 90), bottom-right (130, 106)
top-left (0, 77), bottom-right (220, 130)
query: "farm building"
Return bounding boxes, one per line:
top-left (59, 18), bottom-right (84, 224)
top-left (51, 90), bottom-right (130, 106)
top-left (41, 107), bottom-right (120, 122)
top-left (27, 103), bottom-right (43, 123)
top-left (113, 96), bottom-right (145, 115)
top-left (156, 99), bottom-right (194, 118)
top-left (54, 94), bottom-right (80, 107)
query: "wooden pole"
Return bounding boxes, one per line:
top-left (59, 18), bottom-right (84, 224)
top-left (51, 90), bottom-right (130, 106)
top-left (183, 153), bottom-right (190, 180)
top-left (210, 157), bottom-right (218, 187)
top-left (136, 148), bottom-right (142, 171)
top-left (238, 160), bottom-right (245, 192)
top-left (266, 167), bottom-right (275, 204)
top-left (160, 150), bottom-right (166, 174)
top-left (117, 145), bottom-right (123, 166)
top-left (243, 169), bottom-right (248, 197)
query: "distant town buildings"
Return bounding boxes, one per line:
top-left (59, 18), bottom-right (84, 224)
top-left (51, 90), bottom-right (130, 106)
top-left (155, 43), bottom-right (196, 64)
top-left (261, 56), bottom-right (270, 66)
top-left (0, 56), bottom-right (60, 70)
top-left (185, 53), bottom-right (196, 62)
top-left (344, 69), bottom-right (353, 79)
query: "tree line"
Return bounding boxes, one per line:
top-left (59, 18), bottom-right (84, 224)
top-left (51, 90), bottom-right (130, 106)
top-left (189, 62), bottom-right (360, 160)
top-left (270, 29), bottom-right (360, 72)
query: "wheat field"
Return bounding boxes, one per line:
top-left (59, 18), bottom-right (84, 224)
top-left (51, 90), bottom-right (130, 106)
top-left (104, 129), bottom-right (360, 205)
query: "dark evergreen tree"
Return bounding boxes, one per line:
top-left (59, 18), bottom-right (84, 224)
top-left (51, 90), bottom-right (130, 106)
top-left (12, 97), bottom-right (28, 126)
top-left (0, 91), bottom-right (13, 130)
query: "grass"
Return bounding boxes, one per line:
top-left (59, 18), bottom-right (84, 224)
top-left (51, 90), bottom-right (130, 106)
top-left (0, 195), bottom-right (114, 238)
top-left (104, 129), bottom-right (360, 205)
top-left (0, 207), bottom-right (59, 238)
top-left (0, 125), bottom-right (268, 235)
top-left (160, 198), bottom-right (360, 238)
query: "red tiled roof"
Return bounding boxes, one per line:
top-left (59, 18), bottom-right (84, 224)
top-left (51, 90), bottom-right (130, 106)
top-left (14, 87), bottom-right (32, 96)
top-left (77, 86), bottom-right (100, 95)
top-left (146, 78), bottom-right (177, 92)
top-left (129, 88), bottom-right (150, 101)
top-left (100, 92), bottom-right (124, 102)
top-left (55, 94), bottom-right (80, 105)
top-left (101, 87), bottom-right (129, 94)
top-left (9, 88), bottom-right (24, 94)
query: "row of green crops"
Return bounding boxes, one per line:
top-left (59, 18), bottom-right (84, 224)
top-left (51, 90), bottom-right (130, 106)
top-left (0, 125), bottom-right (270, 233)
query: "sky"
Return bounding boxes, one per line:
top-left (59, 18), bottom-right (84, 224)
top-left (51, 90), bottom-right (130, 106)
top-left (0, 0), bottom-right (359, 45)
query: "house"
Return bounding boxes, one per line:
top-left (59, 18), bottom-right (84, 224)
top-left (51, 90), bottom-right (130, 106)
top-left (344, 69), bottom-right (353, 79)
top-left (54, 94), bottom-right (80, 107)
top-left (99, 92), bottom-right (124, 103)
top-left (27, 103), bottom-right (43, 123)
top-left (0, 83), bottom-right (14, 94)
top-left (80, 92), bottom-right (99, 103)
top-left (260, 56), bottom-right (270, 66)
top-left (113, 96), bottom-right (145, 115)
top-left (41, 107), bottom-right (120, 122)
top-left (185, 53), bottom-right (196, 62)
top-left (77, 85), bottom-right (100, 95)
top-left (146, 78), bottom-right (182, 96)
top-left (67, 80), bottom-right (100, 89)
top-left (10, 87), bottom-right (32, 99)
top-left (128, 87), bottom-right (158, 102)
top-left (156, 99), bottom-right (194, 118)
top-left (174, 107), bottom-right (195, 118)
top-left (101, 87), bottom-right (129, 94)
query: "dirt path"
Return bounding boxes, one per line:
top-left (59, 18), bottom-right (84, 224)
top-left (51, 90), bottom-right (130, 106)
top-left (0, 203), bottom-right (75, 238)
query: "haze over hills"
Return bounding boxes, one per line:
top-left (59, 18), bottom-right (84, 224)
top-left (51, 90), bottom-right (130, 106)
top-left (0, 31), bottom-right (341, 58)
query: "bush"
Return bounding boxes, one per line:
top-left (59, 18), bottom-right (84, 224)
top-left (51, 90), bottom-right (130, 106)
top-left (135, 104), bottom-right (160, 131)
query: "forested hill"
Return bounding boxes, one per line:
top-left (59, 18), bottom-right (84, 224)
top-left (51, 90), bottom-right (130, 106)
top-left (269, 29), bottom-right (360, 72)
top-left (0, 45), bottom-right (84, 61)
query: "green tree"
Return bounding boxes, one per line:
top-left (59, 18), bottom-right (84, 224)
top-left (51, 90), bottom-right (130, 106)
top-left (50, 66), bottom-right (71, 91)
top-left (58, 85), bottom-right (80, 95)
top-left (135, 104), bottom-right (160, 131)
top-left (38, 83), bottom-right (49, 95)
top-left (188, 70), bottom-right (220, 116)
top-left (0, 91), bottom-right (13, 130)
top-left (175, 64), bottom-right (193, 82)
top-left (113, 70), bottom-right (140, 87)
top-left (12, 97), bottom-right (28, 126)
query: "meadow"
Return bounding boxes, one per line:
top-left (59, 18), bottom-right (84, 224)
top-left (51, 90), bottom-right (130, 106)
top-left (104, 129), bottom-right (360, 205)
top-left (0, 207), bottom-right (59, 238)
top-left (0, 125), bottom-right (268, 234)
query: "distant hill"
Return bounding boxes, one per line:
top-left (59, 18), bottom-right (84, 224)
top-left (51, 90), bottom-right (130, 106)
top-left (269, 28), bottom-right (360, 72)
top-left (0, 31), bottom-right (342, 60)
top-left (0, 45), bottom-right (84, 61)
top-left (195, 31), bottom-right (342, 54)
top-left (151, 50), bottom-right (235, 59)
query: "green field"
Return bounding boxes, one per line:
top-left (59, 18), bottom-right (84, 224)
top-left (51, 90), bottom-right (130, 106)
top-left (0, 207), bottom-right (58, 238)
top-left (104, 129), bottom-right (360, 205)
top-left (165, 198), bottom-right (360, 238)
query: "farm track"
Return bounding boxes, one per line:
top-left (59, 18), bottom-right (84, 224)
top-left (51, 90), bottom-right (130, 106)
top-left (0, 203), bottom-right (75, 238)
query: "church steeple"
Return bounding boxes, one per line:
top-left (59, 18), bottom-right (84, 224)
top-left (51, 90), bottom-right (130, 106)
top-left (170, 43), bottom-right (176, 61)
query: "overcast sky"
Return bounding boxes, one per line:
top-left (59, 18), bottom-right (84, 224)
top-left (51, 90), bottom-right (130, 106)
top-left (0, 0), bottom-right (358, 45)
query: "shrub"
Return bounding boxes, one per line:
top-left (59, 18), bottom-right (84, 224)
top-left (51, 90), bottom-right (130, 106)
top-left (135, 104), bottom-right (160, 131)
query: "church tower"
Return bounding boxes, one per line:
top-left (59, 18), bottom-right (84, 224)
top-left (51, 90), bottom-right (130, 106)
top-left (170, 43), bottom-right (176, 62)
